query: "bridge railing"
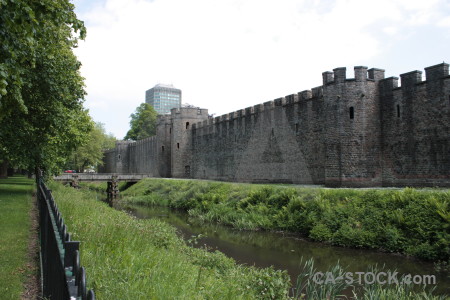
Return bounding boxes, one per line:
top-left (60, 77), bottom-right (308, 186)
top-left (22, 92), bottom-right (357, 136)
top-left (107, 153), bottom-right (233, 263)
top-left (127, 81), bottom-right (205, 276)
top-left (54, 173), bottom-right (154, 181)
top-left (37, 177), bottom-right (95, 300)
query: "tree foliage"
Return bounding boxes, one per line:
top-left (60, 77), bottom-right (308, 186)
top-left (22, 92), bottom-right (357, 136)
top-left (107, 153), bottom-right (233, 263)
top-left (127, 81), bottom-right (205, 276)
top-left (67, 122), bottom-right (116, 172)
top-left (124, 103), bottom-right (158, 141)
top-left (0, 0), bottom-right (90, 175)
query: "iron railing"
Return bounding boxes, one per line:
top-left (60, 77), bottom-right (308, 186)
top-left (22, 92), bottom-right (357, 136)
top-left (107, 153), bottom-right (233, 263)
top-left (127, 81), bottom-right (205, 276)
top-left (37, 177), bottom-right (95, 300)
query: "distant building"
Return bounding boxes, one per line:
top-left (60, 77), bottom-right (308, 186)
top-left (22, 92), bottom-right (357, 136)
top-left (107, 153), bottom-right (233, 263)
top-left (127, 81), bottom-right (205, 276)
top-left (145, 84), bottom-right (181, 115)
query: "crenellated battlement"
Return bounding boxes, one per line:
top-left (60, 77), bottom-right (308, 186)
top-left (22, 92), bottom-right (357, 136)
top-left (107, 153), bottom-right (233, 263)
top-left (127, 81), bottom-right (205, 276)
top-left (245, 106), bottom-right (254, 115)
top-left (311, 86), bottom-right (323, 98)
top-left (400, 70), bottom-right (422, 87)
top-left (101, 63), bottom-right (450, 188)
top-left (299, 90), bottom-right (312, 100)
top-left (170, 106), bottom-right (209, 119)
top-left (425, 63), bottom-right (449, 81)
top-left (187, 65), bottom-right (397, 133)
top-left (263, 100), bottom-right (275, 109)
top-left (157, 114), bottom-right (172, 125)
top-left (333, 67), bottom-right (346, 83)
top-left (322, 66), bottom-right (386, 85)
top-left (379, 76), bottom-right (399, 93)
top-left (368, 68), bottom-right (385, 81)
top-left (163, 63), bottom-right (448, 134)
top-left (128, 135), bottom-right (157, 146)
top-left (253, 103), bottom-right (263, 113)
top-left (285, 94), bottom-right (299, 104)
top-left (378, 63), bottom-right (449, 95)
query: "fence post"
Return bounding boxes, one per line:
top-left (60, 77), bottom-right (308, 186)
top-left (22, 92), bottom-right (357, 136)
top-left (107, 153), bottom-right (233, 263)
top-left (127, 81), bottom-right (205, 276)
top-left (37, 175), bottom-right (95, 299)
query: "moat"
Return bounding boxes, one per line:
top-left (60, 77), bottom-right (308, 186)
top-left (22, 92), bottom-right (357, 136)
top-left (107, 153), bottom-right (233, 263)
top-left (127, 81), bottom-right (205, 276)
top-left (115, 201), bottom-right (450, 295)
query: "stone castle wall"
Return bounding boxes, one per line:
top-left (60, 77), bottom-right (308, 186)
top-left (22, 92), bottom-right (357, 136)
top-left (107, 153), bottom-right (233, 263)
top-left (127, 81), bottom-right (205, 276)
top-left (99, 138), bottom-right (162, 176)
top-left (100, 63), bottom-right (450, 187)
top-left (379, 64), bottom-right (450, 186)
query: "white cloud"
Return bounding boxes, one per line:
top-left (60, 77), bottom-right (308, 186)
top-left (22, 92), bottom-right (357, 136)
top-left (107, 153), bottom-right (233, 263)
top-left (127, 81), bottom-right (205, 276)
top-left (383, 26), bottom-right (398, 36)
top-left (438, 16), bottom-right (450, 27)
top-left (73, 0), bottom-right (450, 138)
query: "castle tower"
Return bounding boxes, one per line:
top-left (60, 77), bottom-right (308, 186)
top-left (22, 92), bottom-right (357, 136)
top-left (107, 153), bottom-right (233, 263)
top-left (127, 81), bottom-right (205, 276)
top-left (170, 107), bottom-right (209, 178)
top-left (323, 66), bottom-right (385, 187)
top-left (156, 115), bottom-right (172, 177)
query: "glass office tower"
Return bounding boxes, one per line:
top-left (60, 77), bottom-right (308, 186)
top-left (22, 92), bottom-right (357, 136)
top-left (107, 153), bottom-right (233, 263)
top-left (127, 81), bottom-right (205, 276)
top-left (145, 84), bottom-right (182, 114)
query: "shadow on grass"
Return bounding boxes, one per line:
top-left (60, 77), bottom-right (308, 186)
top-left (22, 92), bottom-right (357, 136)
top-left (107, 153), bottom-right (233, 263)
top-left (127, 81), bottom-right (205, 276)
top-left (0, 189), bottom-right (33, 197)
top-left (0, 176), bottom-right (34, 185)
top-left (0, 181), bottom-right (33, 186)
top-left (0, 176), bottom-right (34, 195)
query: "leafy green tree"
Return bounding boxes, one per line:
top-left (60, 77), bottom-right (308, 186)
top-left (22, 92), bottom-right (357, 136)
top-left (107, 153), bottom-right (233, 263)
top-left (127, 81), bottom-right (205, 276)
top-left (68, 122), bottom-right (116, 172)
top-left (0, 0), bottom-right (85, 118)
top-left (99, 125), bottom-right (117, 150)
top-left (124, 103), bottom-right (158, 141)
top-left (0, 0), bottom-right (90, 176)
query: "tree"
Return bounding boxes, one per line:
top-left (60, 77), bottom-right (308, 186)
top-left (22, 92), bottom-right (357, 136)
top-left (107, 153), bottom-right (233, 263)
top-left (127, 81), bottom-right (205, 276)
top-left (124, 103), bottom-right (158, 141)
top-left (0, 0), bottom-right (90, 176)
top-left (67, 122), bottom-right (116, 172)
top-left (0, 0), bottom-right (86, 119)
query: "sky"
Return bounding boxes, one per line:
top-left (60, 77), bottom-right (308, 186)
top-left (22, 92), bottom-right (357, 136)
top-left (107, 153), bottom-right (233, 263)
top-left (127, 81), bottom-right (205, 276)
top-left (71, 0), bottom-right (450, 139)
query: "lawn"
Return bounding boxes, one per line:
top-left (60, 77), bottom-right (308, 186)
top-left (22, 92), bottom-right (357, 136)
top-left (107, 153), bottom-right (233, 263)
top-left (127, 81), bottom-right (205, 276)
top-left (0, 176), bottom-right (34, 299)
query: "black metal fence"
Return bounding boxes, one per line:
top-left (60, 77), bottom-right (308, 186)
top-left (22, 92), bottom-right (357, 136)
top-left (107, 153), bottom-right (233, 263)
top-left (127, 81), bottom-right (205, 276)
top-left (37, 177), bottom-right (95, 300)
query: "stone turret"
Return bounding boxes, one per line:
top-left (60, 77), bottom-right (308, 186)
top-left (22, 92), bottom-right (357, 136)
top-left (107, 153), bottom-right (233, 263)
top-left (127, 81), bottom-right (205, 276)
top-left (156, 115), bottom-right (172, 177)
top-left (323, 66), bottom-right (383, 187)
top-left (170, 107), bottom-right (209, 178)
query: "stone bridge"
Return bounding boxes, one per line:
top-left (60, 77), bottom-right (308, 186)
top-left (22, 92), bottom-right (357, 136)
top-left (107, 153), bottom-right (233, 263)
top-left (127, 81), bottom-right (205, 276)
top-left (53, 173), bottom-right (153, 199)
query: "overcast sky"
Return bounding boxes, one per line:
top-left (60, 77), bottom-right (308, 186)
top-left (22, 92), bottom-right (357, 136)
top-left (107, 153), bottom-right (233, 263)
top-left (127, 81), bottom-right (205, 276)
top-left (72, 0), bottom-right (450, 139)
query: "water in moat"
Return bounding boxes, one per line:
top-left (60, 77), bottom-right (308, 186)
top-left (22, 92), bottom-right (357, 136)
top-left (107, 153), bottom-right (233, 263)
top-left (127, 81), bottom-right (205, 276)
top-left (114, 202), bottom-right (450, 295)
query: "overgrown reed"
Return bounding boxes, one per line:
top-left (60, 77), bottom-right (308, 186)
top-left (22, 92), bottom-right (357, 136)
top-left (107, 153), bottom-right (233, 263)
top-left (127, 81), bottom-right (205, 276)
top-left (50, 182), bottom-right (290, 299)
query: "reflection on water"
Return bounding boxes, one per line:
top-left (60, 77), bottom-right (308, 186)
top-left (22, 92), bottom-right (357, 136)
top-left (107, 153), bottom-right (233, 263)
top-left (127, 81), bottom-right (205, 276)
top-left (115, 202), bottom-right (449, 294)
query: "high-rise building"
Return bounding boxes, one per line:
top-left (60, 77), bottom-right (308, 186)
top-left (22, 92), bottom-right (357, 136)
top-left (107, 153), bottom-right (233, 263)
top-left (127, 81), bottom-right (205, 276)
top-left (145, 84), bottom-right (182, 115)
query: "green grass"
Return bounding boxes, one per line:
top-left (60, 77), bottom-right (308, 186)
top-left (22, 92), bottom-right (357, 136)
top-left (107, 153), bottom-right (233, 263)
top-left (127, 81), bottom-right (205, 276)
top-left (78, 181), bottom-right (108, 191)
top-left (293, 258), bottom-right (447, 300)
top-left (50, 180), bottom-right (448, 299)
top-left (49, 182), bottom-right (290, 299)
top-left (79, 181), bottom-right (132, 192)
top-left (0, 176), bottom-right (34, 299)
top-left (121, 179), bottom-right (450, 262)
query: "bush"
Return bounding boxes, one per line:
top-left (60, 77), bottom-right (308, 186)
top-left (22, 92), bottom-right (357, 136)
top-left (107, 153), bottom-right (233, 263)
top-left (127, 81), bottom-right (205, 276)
top-left (382, 225), bottom-right (406, 252)
top-left (309, 223), bottom-right (332, 241)
top-left (121, 179), bottom-right (450, 261)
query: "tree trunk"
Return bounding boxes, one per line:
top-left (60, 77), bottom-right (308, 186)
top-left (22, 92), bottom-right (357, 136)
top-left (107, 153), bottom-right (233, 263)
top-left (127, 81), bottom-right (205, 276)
top-left (34, 167), bottom-right (42, 184)
top-left (0, 160), bottom-right (8, 178)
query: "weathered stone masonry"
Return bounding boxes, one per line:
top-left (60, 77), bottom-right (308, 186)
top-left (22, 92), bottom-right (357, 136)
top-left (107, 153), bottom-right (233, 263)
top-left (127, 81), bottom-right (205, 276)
top-left (99, 63), bottom-right (450, 187)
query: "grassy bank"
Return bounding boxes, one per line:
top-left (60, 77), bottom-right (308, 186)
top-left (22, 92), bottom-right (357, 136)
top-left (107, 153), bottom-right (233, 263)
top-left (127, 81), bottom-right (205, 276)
top-left (49, 182), bottom-right (290, 299)
top-left (121, 179), bottom-right (450, 262)
top-left (0, 176), bottom-right (34, 299)
top-left (78, 181), bottom-right (130, 192)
